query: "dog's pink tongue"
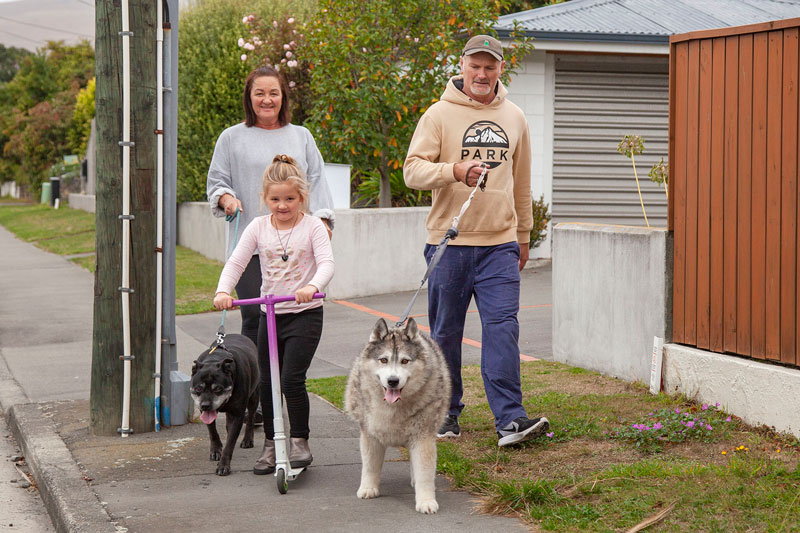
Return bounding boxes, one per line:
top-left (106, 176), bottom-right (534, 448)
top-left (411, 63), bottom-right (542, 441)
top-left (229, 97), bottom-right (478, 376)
top-left (200, 410), bottom-right (217, 424)
top-left (384, 388), bottom-right (402, 404)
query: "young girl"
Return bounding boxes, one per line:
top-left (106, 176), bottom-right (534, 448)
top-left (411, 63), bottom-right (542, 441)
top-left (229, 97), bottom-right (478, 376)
top-left (213, 154), bottom-right (334, 475)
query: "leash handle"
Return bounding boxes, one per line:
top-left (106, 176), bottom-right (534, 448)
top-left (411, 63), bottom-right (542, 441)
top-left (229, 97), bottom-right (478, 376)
top-left (451, 164), bottom-right (488, 231)
top-left (217, 208), bottom-right (241, 342)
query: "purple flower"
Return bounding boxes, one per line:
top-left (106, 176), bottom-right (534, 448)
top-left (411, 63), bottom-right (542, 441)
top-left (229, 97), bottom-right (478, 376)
top-left (686, 421), bottom-right (695, 428)
top-left (702, 403), bottom-right (709, 411)
top-left (653, 422), bottom-right (663, 430)
top-left (715, 402), bottom-right (720, 407)
top-left (706, 424), bottom-right (713, 430)
top-left (675, 408), bottom-right (681, 414)
top-left (546, 432), bottom-right (554, 438)
top-left (726, 416), bottom-right (732, 422)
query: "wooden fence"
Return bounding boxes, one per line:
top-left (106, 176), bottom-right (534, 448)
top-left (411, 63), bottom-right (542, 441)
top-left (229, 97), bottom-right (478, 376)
top-left (669, 18), bottom-right (800, 368)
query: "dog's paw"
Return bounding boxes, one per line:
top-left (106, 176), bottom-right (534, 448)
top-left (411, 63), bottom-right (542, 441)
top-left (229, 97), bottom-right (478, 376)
top-left (415, 499), bottom-right (439, 514)
top-left (240, 438), bottom-right (254, 449)
top-left (357, 486), bottom-right (379, 499)
top-left (215, 463), bottom-right (231, 476)
top-left (209, 450), bottom-right (221, 461)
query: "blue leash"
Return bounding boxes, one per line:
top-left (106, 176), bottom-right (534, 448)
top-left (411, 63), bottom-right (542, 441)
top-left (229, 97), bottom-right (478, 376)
top-left (216, 208), bottom-right (240, 346)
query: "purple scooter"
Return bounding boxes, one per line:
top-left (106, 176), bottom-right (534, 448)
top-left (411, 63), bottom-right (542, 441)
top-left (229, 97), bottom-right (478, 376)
top-left (232, 292), bottom-right (325, 494)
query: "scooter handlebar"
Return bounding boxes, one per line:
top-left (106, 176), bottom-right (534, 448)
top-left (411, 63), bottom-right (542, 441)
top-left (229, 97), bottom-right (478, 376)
top-left (232, 293), bottom-right (326, 307)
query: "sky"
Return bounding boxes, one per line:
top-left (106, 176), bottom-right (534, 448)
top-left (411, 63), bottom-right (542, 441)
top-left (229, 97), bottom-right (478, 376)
top-left (0, 0), bottom-right (94, 51)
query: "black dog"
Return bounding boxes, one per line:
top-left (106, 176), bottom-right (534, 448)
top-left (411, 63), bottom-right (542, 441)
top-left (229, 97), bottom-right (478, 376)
top-left (191, 334), bottom-right (259, 476)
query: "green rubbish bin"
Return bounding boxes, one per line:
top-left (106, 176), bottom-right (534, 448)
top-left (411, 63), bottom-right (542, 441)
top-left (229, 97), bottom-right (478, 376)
top-left (41, 182), bottom-right (51, 205)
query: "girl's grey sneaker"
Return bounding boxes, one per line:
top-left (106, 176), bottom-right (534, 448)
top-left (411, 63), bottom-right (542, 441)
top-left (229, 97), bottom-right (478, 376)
top-left (497, 416), bottom-right (549, 447)
top-left (436, 415), bottom-right (460, 438)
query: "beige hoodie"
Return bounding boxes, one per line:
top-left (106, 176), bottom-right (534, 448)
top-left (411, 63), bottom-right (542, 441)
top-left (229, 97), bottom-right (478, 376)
top-left (404, 76), bottom-right (532, 246)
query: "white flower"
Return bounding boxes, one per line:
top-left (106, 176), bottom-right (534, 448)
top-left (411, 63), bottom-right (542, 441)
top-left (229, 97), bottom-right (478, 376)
top-left (241, 54), bottom-right (247, 61)
top-left (289, 81), bottom-right (296, 88)
top-left (244, 42), bottom-right (255, 51)
top-left (280, 58), bottom-right (286, 63)
top-left (253, 37), bottom-right (262, 45)
top-left (237, 38), bottom-right (245, 47)
top-left (287, 60), bottom-right (297, 68)
top-left (362, 47), bottom-right (367, 53)
top-left (284, 44), bottom-right (290, 50)
top-left (273, 20), bottom-right (278, 27)
top-left (285, 51), bottom-right (293, 58)
top-left (242, 16), bottom-right (248, 24)
top-left (414, 37), bottom-right (419, 43)
top-left (290, 41), bottom-right (296, 46)
top-left (288, 17), bottom-right (295, 24)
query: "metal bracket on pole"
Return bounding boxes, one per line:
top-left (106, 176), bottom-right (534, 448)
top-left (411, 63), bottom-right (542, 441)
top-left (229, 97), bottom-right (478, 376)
top-left (152, 372), bottom-right (161, 379)
top-left (119, 355), bottom-right (136, 361)
top-left (118, 31), bottom-right (134, 37)
top-left (117, 286), bottom-right (135, 293)
top-left (118, 141), bottom-right (135, 147)
top-left (118, 214), bottom-right (135, 220)
top-left (117, 427), bottom-right (134, 435)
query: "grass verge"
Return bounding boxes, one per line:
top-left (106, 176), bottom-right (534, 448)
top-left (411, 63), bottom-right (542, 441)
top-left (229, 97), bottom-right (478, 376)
top-left (0, 204), bottom-right (222, 315)
top-left (307, 361), bottom-right (800, 531)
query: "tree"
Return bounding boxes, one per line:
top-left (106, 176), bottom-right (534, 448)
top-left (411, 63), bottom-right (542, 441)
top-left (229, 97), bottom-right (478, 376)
top-left (499, 0), bottom-right (569, 15)
top-left (0, 44), bottom-right (31, 84)
top-left (0, 41), bottom-right (93, 188)
top-left (304, 0), bottom-right (532, 207)
top-left (68, 77), bottom-right (95, 158)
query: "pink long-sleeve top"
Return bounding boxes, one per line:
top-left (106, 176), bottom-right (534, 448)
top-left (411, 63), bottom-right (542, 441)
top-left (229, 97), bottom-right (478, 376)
top-left (216, 213), bottom-right (335, 314)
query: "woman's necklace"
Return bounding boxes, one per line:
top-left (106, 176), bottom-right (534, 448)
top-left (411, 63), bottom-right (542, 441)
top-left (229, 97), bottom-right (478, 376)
top-left (273, 213), bottom-right (298, 262)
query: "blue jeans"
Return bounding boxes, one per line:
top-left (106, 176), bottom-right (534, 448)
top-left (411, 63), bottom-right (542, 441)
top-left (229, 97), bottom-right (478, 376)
top-left (425, 242), bottom-right (527, 430)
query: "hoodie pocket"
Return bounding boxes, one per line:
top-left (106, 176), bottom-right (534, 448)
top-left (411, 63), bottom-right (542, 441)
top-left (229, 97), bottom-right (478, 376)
top-left (428, 187), bottom-right (516, 234)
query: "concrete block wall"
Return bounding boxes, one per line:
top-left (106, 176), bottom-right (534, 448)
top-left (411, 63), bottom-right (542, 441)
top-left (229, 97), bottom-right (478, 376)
top-left (505, 49), bottom-right (554, 259)
top-left (177, 202), bottom-right (431, 300)
top-left (663, 344), bottom-right (800, 438)
top-left (552, 223), bottom-right (672, 383)
top-left (67, 192), bottom-right (96, 213)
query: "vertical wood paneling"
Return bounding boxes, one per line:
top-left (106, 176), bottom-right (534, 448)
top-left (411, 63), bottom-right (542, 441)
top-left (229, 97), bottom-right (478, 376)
top-left (672, 21), bottom-right (800, 369)
top-left (710, 37), bottom-right (725, 352)
top-left (723, 36), bottom-right (739, 353)
top-left (737, 34), bottom-right (753, 356)
top-left (783, 28), bottom-right (799, 366)
top-left (686, 40), bottom-right (700, 346)
top-left (697, 40), bottom-right (713, 350)
top-left (751, 32), bottom-right (768, 359)
top-left (672, 42), bottom-right (689, 344)
top-left (766, 31), bottom-right (783, 360)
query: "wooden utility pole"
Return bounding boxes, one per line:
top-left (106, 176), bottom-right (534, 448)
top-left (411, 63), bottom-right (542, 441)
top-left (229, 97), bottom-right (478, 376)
top-left (91, 0), bottom-right (157, 436)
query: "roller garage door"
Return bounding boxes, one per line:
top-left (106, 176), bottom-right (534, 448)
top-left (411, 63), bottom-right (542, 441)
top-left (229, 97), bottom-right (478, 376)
top-left (552, 54), bottom-right (669, 227)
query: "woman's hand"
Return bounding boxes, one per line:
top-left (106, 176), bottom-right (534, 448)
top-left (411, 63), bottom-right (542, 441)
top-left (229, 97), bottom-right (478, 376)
top-left (213, 292), bottom-right (234, 310)
top-left (219, 193), bottom-right (243, 217)
top-left (295, 285), bottom-right (317, 304)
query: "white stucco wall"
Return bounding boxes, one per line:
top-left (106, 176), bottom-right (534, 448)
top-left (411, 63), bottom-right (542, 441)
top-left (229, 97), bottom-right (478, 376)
top-left (506, 49), bottom-right (554, 259)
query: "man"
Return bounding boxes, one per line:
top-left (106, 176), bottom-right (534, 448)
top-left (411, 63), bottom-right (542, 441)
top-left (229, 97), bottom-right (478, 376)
top-left (403, 34), bottom-right (549, 447)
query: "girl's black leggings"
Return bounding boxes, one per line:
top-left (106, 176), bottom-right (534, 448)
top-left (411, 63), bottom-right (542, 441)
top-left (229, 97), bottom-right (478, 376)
top-left (256, 306), bottom-right (323, 440)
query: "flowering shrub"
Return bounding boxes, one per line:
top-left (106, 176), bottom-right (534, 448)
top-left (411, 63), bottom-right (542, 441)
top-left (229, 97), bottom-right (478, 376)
top-left (610, 402), bottom-right (736, 452)
top-left (237, 13), bottom-right (311, 124)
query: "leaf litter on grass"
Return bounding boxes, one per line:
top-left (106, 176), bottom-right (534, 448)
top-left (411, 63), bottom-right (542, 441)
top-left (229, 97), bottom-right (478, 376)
top-left (439, 361), bottom-right (800, 532)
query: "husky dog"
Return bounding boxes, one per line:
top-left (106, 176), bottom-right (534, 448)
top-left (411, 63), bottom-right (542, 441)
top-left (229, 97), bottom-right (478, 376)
top-left (345, 317), bottom-right (450, 514)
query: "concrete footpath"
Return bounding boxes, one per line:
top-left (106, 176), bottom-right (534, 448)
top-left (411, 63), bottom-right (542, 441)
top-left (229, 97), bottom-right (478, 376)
top-left (0, 224), bottom-right (552, 532)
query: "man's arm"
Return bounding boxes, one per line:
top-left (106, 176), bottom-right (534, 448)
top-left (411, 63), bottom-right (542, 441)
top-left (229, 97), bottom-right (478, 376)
top-left (403, 112), bottom-right (459, 190)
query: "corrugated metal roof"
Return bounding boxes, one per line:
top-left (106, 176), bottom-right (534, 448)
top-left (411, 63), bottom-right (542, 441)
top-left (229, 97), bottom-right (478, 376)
top-left (496, 0), bottom-right (800, 42)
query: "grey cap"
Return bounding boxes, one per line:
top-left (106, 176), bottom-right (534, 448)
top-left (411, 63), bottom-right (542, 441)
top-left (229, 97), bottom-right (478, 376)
top-left (462, 34), bottom-right (503, 61)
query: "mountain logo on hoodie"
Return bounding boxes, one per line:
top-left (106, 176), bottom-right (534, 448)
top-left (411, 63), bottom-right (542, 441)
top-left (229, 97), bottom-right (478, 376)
top-left (461, 121), bottom-right (509, 168)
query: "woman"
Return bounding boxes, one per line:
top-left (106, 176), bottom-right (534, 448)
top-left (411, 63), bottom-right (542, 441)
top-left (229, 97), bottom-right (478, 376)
top-left (207, 65), bottom-right (335, 348)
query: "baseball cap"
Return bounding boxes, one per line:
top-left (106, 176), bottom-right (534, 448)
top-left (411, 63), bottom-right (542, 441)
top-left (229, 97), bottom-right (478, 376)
top-left (462, 34), bottom-right (503, 61)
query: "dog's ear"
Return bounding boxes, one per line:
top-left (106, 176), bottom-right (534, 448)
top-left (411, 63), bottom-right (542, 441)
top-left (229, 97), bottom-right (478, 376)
top-left (403, 317), bottom-right (419, 340)
top-left (220, 357), bottom-right (235, 376)
top-left (370, 318), bottom-right (390, 343)
top-left (191, 360), bottom-right (199, 375)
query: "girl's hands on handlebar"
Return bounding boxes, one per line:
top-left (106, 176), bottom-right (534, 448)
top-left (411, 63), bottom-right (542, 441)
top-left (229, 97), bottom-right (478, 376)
top-left (214, 292), bottom-right (234, 310)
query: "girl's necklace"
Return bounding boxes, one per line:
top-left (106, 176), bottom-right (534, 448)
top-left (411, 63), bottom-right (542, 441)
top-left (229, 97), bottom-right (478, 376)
top-left (273, 213), bottom-right (298, 262)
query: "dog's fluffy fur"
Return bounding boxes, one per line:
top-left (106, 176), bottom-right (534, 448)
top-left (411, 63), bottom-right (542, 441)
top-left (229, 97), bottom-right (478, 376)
top-left (345, 318), bottom-right (450, 514)
top-left (191, 334), bottom-right (260, 476)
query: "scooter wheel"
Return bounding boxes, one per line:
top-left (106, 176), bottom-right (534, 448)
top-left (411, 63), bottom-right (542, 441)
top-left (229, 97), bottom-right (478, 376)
top-left (277, 469), bottom-right (288, 494)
